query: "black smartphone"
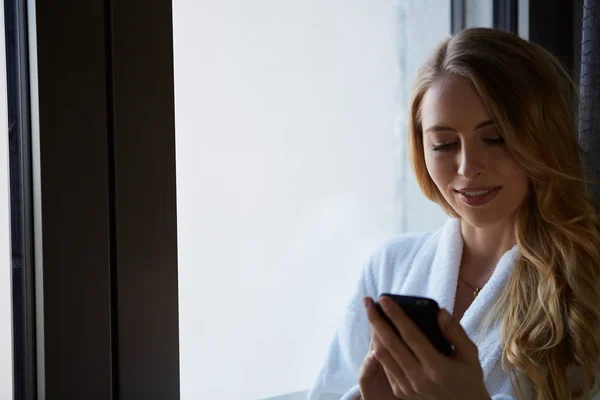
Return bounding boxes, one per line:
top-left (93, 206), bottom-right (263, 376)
top-left (375, 294), bottom-right (453, 357)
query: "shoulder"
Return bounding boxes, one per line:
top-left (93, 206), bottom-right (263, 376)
top-left (362, 227), bottom-right (443, 289)
top-left (369, 230), bottom-right (438, 265)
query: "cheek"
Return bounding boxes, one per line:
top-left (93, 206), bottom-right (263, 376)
top-left (424, 151), bottom-right (454, 187)
top-left (493, 156), bottom-right (530, 192)
top-left (493, 153), bottom-right (526, 180)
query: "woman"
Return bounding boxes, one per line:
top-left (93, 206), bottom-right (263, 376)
top-left (307, 28), bottom-right (600, 400)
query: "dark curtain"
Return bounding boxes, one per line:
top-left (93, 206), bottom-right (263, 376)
top-left (580, 0), bottom-right (600, 205)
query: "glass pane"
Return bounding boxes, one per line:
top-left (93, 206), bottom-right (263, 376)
top-left (465, 0), bottom-right (493, 28)
top-left (173, 1), bottom-right (449, 398)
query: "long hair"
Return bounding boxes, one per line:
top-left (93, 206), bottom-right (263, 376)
top-left (408, 27), bottom-right (600, 399)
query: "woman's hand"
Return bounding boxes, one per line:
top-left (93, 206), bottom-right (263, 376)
top-left (362, 296), bottom-right (491, 400)
top-left (358, 330), bottom-right (398, 400)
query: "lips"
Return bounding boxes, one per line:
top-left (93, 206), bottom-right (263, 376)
top-left (455, 186), bottom-right (501, 207)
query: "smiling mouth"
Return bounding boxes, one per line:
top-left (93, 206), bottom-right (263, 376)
top-left (457, 188), bottom-right (498, 197)
top-left (454, 186), bottom-right (502, 206)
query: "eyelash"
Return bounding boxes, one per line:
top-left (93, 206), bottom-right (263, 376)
top-left (432, 137), bottom-right (505, 152)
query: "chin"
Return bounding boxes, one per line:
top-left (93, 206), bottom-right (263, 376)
top-left (454, 206), bottom-right (514, 229)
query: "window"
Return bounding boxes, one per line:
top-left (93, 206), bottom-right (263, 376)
top-left (0, 0), bottom-right (548, 397)
top-left (173, 1), bottom-right (451, 398)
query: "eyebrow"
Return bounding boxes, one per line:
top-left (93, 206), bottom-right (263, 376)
top-left (424, 119), bottom-right (494, 133)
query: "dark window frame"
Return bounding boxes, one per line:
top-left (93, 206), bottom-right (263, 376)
top-left (33, 0), bottom-right (179, 397)
top-left (451, 0), bottom-right (519, 34)
top-left (451, 0), bottom-right (466, 34)
top-left (493, 0), bottom-right (519, 33)
top-left (450, 0), bottom-right (582, 79)
top-left (5, 0), bottom-right (37, 397)
top-left (527, 0), bottom-right (582, 81)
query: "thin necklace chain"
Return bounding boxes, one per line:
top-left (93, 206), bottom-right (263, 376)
top-left (458, 258), bottom-right (498, 299)
top-left (458, 275), bottom-right (482, 299)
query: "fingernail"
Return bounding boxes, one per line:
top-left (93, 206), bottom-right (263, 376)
top-left (379, 297), bottom-right (391, 311)
top-left (439, 309), bottom-right (452, 325)
top-left (363, 297), bottom-right (371, 309)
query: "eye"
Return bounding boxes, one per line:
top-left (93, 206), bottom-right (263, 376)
top-left (432, 142), bottom-right (457, 151)
top-left (483, 137), bottom-right (505, 145)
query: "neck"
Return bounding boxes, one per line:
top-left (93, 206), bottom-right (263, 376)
top-left (460, 218), bottom-right (516, 276)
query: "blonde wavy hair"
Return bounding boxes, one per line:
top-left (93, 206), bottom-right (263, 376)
top-left (408, 27), bottom-right (600, 399)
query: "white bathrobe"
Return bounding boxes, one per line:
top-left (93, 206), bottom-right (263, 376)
top-left (307, 218), bottom-right (599, 400)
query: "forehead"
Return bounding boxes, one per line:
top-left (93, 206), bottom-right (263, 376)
top-left (420, 75), bottom-right (490, 129)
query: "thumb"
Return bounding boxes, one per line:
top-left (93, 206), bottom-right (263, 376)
top-left (438, 308), bottom-right (479, 365)
top-left (358, 350), bottom-right (380, 380)
top-left (359, 352), bottom-right (387, 400)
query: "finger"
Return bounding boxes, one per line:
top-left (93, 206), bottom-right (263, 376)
top-left (361, 329), bottom-right (377, 379)
top-left (364, 297), bottom-right (421, 373)
top-left (371, 336), bottom-right (413, 399)
top-left (360, 326), bottom-right (379, 380)
top-left (438, 308), bottom-right (480, 365)
top-left (358, 349), bottom-right (380, 380)
top-left (377, 296), bottom-right (442, 369)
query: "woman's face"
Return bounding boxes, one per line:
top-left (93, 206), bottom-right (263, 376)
top-left (420, 75), bottom-right (529, 228)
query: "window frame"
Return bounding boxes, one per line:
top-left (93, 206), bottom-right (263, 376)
top-left (5, 0), bottom-right (37, 397)
top-left (493, 0), bottom-right (519, 33)
top-left (451, 0), bottom-right (519, 34)
top-left (527, 0), bottom-right (582, 80)
top-left (32, 0), bottom-right (179, 397)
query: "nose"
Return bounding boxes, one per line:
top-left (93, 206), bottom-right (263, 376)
top-left (457, 144), bottom-right (485, 180)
